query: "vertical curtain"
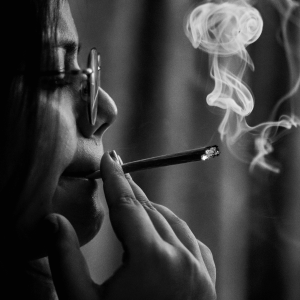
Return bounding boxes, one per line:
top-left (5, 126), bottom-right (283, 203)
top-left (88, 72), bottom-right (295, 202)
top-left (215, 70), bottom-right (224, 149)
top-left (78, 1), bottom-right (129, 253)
top-left (247, 2), bottom-right (300, 300)
top-left (70, 1), bottom-right (300, 299)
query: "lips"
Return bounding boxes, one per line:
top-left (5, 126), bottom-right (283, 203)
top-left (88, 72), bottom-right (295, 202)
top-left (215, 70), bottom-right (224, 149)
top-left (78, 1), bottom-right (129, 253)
top-left (61, 161), bottom-right (101, 179)
top-left (62, 160), bottom-right (100, 179)
top-left (61, 171), bottom-right (96, 179)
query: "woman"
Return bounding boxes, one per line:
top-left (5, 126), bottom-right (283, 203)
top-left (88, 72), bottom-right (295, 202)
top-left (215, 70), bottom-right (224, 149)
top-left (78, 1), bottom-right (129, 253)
top-left (2, 0), bottom-right (216, 299)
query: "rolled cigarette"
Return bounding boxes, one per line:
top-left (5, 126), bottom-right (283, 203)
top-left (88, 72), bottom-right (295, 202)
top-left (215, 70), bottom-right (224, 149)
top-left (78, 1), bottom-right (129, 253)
top-left (87, 145), bottom-right (220, 179)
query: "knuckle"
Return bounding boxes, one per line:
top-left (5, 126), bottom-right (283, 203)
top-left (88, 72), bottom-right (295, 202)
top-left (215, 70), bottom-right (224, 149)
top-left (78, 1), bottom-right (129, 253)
top-left (117, 195), bottom-right (140, 207)
top-left (169, 212), bottom-right (187, 227)
top-left (147, 241), bottom-right (172, 262)
top-left (146, 243), bottom-right (177, 272)
top-left (144, 245), bottom-right (217, 299)
top-left (140, 199), bottom-right (156, 211)
top-left (154, 204), bottom-right (192, 229)
top-left (119, 194), bottom-right (155, 211)
top-left (180, 249), bottom-right (198, 271)
top-left (160, 246), bottom-right (197, 278)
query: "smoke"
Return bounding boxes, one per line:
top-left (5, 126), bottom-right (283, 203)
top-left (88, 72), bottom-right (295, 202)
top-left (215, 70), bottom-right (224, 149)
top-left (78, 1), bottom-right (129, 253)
top-left (185, 0), bottom-right (300, 173)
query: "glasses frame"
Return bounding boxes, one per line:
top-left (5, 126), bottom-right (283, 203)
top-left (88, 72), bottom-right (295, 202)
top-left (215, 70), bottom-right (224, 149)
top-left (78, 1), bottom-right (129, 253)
top-left (83, 48), bottom-right (101, 126)
top-left (41, 47), bottom-right (101, 126)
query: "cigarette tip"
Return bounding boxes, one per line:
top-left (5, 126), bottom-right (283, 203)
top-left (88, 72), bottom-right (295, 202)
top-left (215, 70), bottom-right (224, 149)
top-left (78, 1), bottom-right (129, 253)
top-left (201, 146), bottom-right (220, 161)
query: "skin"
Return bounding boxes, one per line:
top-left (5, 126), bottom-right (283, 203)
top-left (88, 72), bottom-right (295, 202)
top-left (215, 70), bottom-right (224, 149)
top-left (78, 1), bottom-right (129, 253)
top-left (47, 153), bottom-right (217, 300)
top-left (12, 1), bottom-right (217, 299)
top-left (13, 0), bottom-right (117, 259)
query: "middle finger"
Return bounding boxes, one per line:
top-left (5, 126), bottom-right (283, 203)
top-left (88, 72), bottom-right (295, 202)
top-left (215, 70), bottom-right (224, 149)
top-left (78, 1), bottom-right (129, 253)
top-left (127, 176), bottom-right (181, 247)
top-left (151, 202), bottom-right (202, 261)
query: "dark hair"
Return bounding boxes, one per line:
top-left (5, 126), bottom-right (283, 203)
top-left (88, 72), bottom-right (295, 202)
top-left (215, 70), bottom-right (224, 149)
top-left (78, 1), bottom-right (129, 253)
top-left (1, 0), bottom-right (61, 215)
top-left (1, 1), bottom-right (62, 292)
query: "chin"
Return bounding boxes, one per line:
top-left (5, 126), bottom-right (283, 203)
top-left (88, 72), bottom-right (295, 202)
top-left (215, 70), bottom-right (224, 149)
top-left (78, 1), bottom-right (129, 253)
top-left (15, 177), bottom-right (105, 260)
top-left (54, 177), bottom-right (105, 246)
top-left (67, 202), bottom-right (105, 247)
top-left (30, 178), bottom-right (105, 259)
top-left (25, 210), bottom-right (104, 260)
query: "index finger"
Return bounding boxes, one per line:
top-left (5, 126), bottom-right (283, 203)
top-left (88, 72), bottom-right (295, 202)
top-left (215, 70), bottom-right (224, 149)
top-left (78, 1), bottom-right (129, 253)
top-left (101, 151), bottom-right (161, 255)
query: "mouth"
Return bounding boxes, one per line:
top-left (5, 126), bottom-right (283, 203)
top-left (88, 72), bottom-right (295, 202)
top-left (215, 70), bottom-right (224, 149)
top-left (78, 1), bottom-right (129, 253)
top-left (61, 170), bottom-right (99, 180)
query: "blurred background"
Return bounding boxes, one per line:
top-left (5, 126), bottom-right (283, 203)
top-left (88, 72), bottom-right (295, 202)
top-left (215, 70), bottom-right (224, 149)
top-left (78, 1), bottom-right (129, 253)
top-left (69, 0), bottom-right (300, 299)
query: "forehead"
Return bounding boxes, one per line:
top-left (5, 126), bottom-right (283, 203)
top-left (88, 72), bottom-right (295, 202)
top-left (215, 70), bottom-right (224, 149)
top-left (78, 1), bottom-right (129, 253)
top-left (56, 1), bottom-right (78, 46)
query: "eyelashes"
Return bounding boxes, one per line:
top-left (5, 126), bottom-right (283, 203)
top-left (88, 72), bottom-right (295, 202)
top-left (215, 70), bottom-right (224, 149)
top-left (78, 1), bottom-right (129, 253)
top-left (39, 66), bottom-right (86, 93)
top-left (40, 72), bottom-right (72, 90)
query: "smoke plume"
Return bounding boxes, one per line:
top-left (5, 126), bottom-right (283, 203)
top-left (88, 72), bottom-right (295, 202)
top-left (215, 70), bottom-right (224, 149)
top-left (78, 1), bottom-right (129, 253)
top-left (185, 0), bottom-right (300, 173)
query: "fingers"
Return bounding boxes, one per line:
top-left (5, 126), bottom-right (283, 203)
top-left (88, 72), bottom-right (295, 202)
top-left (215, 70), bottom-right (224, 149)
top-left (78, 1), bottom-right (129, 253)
top-left (151, 202), bottom-right (202, 260)
top-left (102, 152), bottom-right (182, 248)
top-left (45, 213), bottom-right (98, 300)
top-left (101, 152), bottom-right (161, 255)
top-left (124, 173), bottom-right (155, 210)
top-left (198, 240), bottom-right (217, 285)
top-left (151, 202), bottom-right (216, 285)
top-left (152, 203), bottom-right (216, 284)
top-left (127, 177), bottom-right (180, 245)
top-left (126, 173), bottom-right (212, 277)
top-left (102, 151), bottom-right (216, 287)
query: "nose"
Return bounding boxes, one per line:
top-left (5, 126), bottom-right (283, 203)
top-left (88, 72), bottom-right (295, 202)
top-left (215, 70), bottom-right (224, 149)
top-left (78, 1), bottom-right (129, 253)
top-left (78, 87), bottom-right (118, 138)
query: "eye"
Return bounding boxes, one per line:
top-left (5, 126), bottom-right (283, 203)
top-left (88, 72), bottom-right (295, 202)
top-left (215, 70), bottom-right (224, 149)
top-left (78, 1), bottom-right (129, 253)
top-left (40, 72), bottom-right (71, 90)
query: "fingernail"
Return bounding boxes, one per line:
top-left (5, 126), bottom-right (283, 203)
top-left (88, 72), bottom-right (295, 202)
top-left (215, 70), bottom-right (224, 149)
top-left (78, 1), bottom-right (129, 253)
top-left (117, 155), bottom-right (123, 165)
top-left (118, 155), bottom-right (132, 179)
top-left (109, 150), bottom-right (119, 163)
top-left (125, 173), bottom-right (132, 180)
top-left (117, 155), bottom-right (131, 178)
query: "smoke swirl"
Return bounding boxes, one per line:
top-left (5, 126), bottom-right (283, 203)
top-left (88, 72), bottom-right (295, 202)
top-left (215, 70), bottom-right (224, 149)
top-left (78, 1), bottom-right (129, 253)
top-left (186, 1), bottom-right (263, 56)
top-left (185, 0), bottom-right (299, 172)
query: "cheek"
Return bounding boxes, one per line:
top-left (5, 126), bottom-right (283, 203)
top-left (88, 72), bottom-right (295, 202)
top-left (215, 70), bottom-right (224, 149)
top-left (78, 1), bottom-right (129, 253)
top-left (50, 99), bottom-right (104, 244)
top-left (14, 97), bottom-right (79, 252)
top-left (54, 98), bottom-right (78, 168)
top-left (14, 92), bottom-right (105, 258)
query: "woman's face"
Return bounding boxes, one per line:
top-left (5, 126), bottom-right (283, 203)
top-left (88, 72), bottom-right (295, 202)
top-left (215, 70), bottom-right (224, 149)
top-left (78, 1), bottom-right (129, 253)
top-left (14, 0), bottom-right (117, 259)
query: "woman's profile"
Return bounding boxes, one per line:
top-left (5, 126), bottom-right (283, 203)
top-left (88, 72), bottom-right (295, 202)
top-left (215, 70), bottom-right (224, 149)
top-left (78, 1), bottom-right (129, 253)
top-left (1, 0), bottom-right (216, 299)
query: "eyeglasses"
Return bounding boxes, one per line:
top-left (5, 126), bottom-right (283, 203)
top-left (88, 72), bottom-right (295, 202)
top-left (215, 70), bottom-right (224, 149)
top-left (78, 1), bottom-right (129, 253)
top-left (80, 48), bottom-right (101, 126)
top-left (41, 47), bottom-right (101, 126)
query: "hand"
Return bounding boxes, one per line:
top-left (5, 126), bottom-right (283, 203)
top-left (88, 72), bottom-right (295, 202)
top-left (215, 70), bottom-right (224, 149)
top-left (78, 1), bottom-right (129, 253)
top-left (46, 152), bottom-right (216, 300)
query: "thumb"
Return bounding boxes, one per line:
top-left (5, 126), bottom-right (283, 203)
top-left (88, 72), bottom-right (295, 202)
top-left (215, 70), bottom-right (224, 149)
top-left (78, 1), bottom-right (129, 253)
top-left (44, 213), bottom-right (98, 300)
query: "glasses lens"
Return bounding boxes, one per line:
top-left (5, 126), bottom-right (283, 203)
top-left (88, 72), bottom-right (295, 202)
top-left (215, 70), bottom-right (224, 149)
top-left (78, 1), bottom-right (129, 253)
top-left (88, 48), bottom-right (99, 125)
